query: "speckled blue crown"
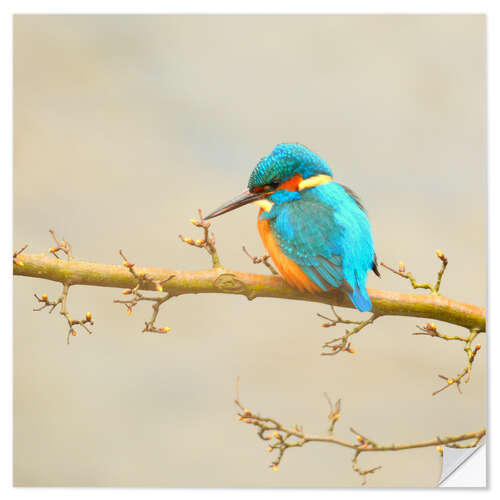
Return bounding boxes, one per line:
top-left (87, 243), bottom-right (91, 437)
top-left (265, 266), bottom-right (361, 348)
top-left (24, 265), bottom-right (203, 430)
top-left (248, 143), bottom-right (333, 191)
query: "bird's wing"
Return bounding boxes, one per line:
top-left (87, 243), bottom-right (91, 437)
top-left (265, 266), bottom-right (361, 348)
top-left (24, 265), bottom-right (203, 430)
top-left (269, 197), bottom-right (348, 291)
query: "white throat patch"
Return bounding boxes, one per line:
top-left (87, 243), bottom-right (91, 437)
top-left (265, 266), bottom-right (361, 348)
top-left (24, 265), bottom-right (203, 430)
top-left (253, 199), bottom-right (274, 212)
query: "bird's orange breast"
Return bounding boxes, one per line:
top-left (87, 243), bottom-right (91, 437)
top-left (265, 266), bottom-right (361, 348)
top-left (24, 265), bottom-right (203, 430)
top-left (257, 210), bottom-right (321, 293)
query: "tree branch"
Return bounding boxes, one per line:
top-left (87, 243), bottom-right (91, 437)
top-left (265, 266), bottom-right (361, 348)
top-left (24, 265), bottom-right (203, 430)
top-left (14, 252), bottom-right (485, 332)
top-left (235, 387), bottom-right (486, 484)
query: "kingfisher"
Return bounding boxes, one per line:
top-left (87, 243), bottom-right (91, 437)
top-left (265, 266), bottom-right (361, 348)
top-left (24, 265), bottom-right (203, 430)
top-left (205, 143), bottom-right (379, 311)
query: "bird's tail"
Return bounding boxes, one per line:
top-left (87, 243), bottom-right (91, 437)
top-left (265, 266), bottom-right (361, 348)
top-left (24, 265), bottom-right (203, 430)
top-left (348, 285), bottom-right (372, 312)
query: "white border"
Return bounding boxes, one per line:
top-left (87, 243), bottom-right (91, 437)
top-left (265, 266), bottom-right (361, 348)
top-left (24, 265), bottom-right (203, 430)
top-left (3, 1), bottom-right (498, 498)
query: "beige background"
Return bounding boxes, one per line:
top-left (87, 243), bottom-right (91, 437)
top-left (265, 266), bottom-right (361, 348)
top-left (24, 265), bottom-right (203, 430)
top-left (14, 15), bottom-right (486, 487)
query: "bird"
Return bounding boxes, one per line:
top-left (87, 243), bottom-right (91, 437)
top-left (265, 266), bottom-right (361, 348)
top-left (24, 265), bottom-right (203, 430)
top-left (205, 143), bottom-right (379, 311)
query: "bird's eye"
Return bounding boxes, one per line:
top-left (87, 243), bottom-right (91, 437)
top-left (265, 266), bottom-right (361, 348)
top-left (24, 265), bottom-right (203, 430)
top-left (268, 182), bottom-right (279, 190)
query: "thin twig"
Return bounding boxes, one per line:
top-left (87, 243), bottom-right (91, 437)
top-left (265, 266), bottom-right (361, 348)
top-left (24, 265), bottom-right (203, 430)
top-left (380, 250), bottom-right (448, 295)
top-left (13, 244), bottom-right (28, 266)
top-left (32, 232), bottom-right (92, 343)
top-left (48, 228), bottom-right (72, 260)
top-left (114, 249), bottom-right (175, 333)
top-left (179, 210), bottom-right (222, 268)
top-left (324, 393), bottom-right (341, 436)
top-left (319, 305), bottom-right (379, 355)
top-left (34, 284), bottom-right (94, 344)
top-left (234, 383), bottom-right (485, 485)
top-left (242, 246), bottom-right (278, 275)
top-left (431, 328), bottom-right (482, 396)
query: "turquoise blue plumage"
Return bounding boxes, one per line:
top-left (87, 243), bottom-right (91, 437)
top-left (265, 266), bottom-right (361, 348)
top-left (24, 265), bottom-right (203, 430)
top-left (206, 143), bottom-right (379, 312)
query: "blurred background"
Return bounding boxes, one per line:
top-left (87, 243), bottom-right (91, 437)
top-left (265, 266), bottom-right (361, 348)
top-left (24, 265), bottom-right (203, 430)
top-left (13, 15), bottom-right (486, 487)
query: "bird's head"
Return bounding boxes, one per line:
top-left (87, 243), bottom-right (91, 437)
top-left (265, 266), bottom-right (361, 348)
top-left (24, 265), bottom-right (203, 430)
top-left (205, 143), bottom-right (333, 219)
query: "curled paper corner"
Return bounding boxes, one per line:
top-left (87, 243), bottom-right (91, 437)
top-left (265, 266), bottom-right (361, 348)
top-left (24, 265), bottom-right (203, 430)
top-left (438, 444), bottom-right (486, 487)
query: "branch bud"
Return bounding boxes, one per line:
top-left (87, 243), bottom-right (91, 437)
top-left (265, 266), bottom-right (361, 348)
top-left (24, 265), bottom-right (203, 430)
top-left (123, 289), bottom-right (133, 295)
top-left (447, 378), bottom-right (454, 385)
top-left (85, 312), bottom-right (92, 321)
top-left (436, 249), bottom-right (448, 263)
top-left (398, 261), bottom-right (406, 273)
top-left (272, 465), bottom-right (278, 472)
top-left (160, 327), bottom-right (171, 333)
top-left (41, 294), bottom-right (48, 301)
top-left (424, 322), bottom-right (437, 334)
top-left (475, 344), bottom-right (481, 351)
top-left (190, 218), bottom-right (201, 227)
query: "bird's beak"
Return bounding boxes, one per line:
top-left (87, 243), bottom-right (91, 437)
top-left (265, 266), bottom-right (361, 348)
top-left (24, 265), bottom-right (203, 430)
top-left (205, 189), bottom-right (266, 220)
